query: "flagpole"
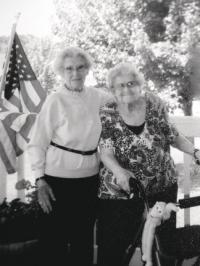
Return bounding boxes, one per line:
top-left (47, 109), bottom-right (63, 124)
top-left (0, 12), bottom-right (21, 98)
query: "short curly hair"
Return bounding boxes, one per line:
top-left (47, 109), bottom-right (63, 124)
top-left (107, 62), bottom-right (145, 90)
top-left (53, 47), bottom-right (93, 76)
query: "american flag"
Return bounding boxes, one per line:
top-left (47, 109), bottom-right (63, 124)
top-left (4, 32), bottom-right (46, 113)
top-left (0, 101), bottom-right (37, 174)
top-left (0, 32), bottom-right (46, 173)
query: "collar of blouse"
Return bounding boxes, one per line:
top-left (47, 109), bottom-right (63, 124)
top-left (61, 84), bottom-right (87, 97)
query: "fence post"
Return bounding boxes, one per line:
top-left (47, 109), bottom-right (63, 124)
top-left (183, 152), bottom-right (192, 226)
top-left (93, 222), bottom-right (98, 264)
top-left (17, 154), bottom-right (26, 201)
top-left (0, 158), bottom-right (7, 202)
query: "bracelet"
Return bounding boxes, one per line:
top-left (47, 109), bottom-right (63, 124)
top-left (194, 149), bottom-right (200, 165)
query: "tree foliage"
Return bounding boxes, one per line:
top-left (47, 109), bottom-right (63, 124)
top-left (51, 0), bottom-right (200, 115)
top-left (1, 1), bottom-right (200, 114)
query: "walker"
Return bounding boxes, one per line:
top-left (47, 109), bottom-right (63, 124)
top-left (123, 177), bottom-right (200, 266)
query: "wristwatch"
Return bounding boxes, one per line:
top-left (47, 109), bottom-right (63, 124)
top-left (193, 148), bottom-right (200, 165)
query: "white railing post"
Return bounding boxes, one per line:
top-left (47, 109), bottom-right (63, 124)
top-left (183, 153), bottom-right (192, 225)
top-left (17, 153), bottom-right (26, 201)
top-left (170, 116), bottom-right (200, 226)
top-left (0, 158), bottom-right (7, 202)
top-left (93, 222), bottom-right (98, 265)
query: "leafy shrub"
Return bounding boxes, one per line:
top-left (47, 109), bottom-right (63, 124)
top-left (0, 179), bottom-right (42, 244)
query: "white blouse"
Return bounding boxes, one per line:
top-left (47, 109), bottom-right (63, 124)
top-left (28, 86), bottom-right (111, 179)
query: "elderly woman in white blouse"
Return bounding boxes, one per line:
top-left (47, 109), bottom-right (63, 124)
top-left (28, 47), bottom-right (110, 266)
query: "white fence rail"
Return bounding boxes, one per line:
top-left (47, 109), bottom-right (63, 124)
top-left (171, 116), bottom-right (200, 226)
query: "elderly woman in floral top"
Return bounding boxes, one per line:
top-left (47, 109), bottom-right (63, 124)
top-left (97, 62), bottom-right (200, 266)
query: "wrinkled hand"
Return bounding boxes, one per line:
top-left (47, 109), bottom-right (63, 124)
top-left (114, 168), bottom-right (135, 193)
top-left (37, 179), bottom-right (56, 214)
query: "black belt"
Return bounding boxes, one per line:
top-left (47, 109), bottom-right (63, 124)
top-left (50, 141), bottom-right (97, 155)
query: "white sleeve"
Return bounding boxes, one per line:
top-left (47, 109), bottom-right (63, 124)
top-left (27, 94), bottom-right (61, 179)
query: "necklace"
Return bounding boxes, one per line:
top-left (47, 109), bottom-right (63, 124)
top-left (64, 84), bottom-right (83, 93)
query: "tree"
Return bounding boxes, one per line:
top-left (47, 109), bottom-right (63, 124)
top-left (52, 0), bottom-right (146, 86)
top-left (51, 0), bottom-right (200, 115)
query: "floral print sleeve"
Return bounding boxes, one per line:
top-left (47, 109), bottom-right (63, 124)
top-left (159, 101), bottom-right (179, 145)
top-left (99, 107), bottom-right (114, 150)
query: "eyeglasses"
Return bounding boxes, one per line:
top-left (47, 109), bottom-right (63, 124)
top-left (64, 65), bottom-right (87, 73)
top-left (115, 80), bottom-right (140, 89)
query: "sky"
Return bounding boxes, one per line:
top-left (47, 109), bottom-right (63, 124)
top-left (0, 0), bottom-right (55, 37)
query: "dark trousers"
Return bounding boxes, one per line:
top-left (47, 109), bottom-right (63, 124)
top-left (97, 198), bottom-right (144, 266)
top-left (38, 174), bottom-right (98, 266)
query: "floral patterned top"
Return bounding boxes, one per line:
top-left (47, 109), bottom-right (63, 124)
top-left (99, 92), bottom-right (179, 200)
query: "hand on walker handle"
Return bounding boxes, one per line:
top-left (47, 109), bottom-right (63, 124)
top-left (114, 169), bottom-right (136, 194)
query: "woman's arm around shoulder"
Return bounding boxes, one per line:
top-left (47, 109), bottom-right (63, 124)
top-left (146, 91), bottom-right (166, 114)
top-left (91, 86), bottom-right (114, 107)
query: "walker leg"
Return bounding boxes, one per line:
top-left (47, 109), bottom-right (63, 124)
top-left (155, 251), bottom-right (162, 266)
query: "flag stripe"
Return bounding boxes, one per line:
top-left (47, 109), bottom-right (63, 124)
top-left (1, 98), bottom-right (19, 112)
top-left (0, 141), bottom-right (15, 174)
top-left (20, 81), bottom-right (39, 112)
top-left (16, 133), bottom-right (29, 151)
top-left (23, 81), bottom-right (41, 106)
top-left (0, 103), bottom-right (36, 139)
top-left (19, 113), bottom-right (36, 141)
top-left (3, 122), bottom-right (23, 157)
top-left (10, 114), bottom-right (30, 132)
top-left (0, 111), bottom-right (17, 120)
top-left (0, 112), bottom-right (25, 132)
top-left (19, 94), bottom-right (30, 113)
top-left (20, 80), bottom-right (46, 113)
top-left (0, 121), bottom-right (17, 174)
top-left (8, 90), bottom-right (21, 111)
top-left (31, 80), bottom-right (46, 100)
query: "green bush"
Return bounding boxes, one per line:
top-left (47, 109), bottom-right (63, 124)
top-left (0, 180), bottom-right (42, 244)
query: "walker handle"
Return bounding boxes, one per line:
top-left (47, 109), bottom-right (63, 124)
top-left (178, 196), bottom-right (200, 209)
